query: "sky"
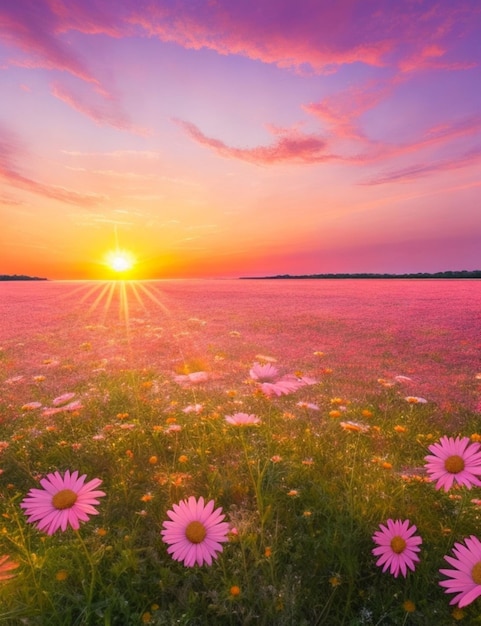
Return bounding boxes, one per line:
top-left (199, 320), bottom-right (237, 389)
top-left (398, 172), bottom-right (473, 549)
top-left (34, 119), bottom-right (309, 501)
top-left (1, 0), bottom-right (480, 280)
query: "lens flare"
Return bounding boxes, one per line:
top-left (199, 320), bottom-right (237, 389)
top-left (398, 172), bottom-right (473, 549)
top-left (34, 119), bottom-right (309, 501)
top-left (105, 250), bottom-right (135, 273)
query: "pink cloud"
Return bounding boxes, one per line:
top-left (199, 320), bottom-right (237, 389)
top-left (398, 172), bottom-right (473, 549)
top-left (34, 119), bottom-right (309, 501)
top-left (360, 147), bottom-right (481, 185)
top-left (174, 119), bottom-right (334, 165)
top-left (0, 128), bottom-right (102, 206)
top-left (0, 1), bottom-right (99, 85)
top-left (51, 82), bottom-right (149, 135)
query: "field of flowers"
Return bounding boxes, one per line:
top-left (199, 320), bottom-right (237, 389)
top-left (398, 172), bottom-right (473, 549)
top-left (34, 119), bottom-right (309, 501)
top-left (0, 278), bottom-right (480, 625)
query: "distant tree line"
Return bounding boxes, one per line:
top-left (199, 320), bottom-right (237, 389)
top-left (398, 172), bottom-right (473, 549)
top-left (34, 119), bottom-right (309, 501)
top-left (0, 274), bottom-right (48, 281)
top-left (240, 270), bottom-right (481, 280)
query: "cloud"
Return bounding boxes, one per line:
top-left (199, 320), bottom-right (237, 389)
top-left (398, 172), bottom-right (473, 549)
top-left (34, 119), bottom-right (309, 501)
top-left (174, 119), bottom-right (333, 165)
top-left (360, 146), bottom-right (481, 185)
top-left (128, 1), bottom-right (476, 75)
top-left (0, 128), bottom-right (103, 206)
top-left (0, 1), bottom-right (100, 85)
top-left (51, 82), bottom-right (149, 135)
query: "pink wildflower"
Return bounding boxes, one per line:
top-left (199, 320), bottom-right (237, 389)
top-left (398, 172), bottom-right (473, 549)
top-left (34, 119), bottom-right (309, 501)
top-left (20, 470), bottom-right (105, 534)
top-left (225, 413), bottom-right (261, 426)
top-left (440, 536), bottom-right (481, 607)
top-left (249, 362), bottom-right (279, 382)
top-left (52, 393), bottom-right (76, 406)
top-left (161, 496), bottom-right (229, 567)
top-left (372, 519), bottom-right (422, 577)
top-left (425, 436), bottom-right (481, 491)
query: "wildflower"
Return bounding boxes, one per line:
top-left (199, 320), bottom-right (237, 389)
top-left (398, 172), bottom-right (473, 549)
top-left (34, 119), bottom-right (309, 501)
top-left (452, 607), bottom-right (466, 620)
top-left (230, 585), bottom-right (241, 596)
top-left (161, 496), bottom-right (229, 567)
top-left (0, 555), bottom-right (19, 581)
top-left (340, 421), bottom-right (369, 433)
top-left (178, 455), bottom-right (188, 464)
top-left (249, 362), bottom-right (279, 382)
top-left (361, 409), bottom-right (373, 418)
top-left (21, 402), bottom-right (42, 411)
top-left (425, 436), bottom-right (481, 491)
top-left (149, 456), bottom-right (158, 465)
top-left (55, 569), bottom-right (69, 581)
top-left (394, 425), bottom-right (407, 433)
top-left (287, 489), bottom-right (299, 497)
top-left (52, 392), bottom-right (76, 406)
top-left (372, 519), bottom-right (422, 578)
top-left (405, 396), bottom-right (427, 404)
top-left (175, 371), bottom-right (209, 385)
top-left (225, 413), bottom-right (261, 426)
top-left (403, 600), bottom-right (416, 613)
top-left (165, 424), bottom-right (182, 433)
top-left (20, 470), bottom-right (105, 534)
top-left (183, 403), bottom-right (203, 414)
top-left (329, 575), bottom-right (341, 587)
top-left (141, 493), bottom-right (154, 502)
top-left (271, 455), bottom-right (282, 463)
top-left (33, 375), bottom-right (46, 382)
top-left (329, 410), bottom-right (342, 418)
top-left (264, 547), bottom-right (272, 557)
top-left (296, 401), bottom-right (320, 410)
top-left (382, 462), bottom-right (393, 470)
top-left (439, 535), bottom-right (481, 607)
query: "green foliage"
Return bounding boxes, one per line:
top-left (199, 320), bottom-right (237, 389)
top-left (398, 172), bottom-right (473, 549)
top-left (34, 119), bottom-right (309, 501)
top-left (1, 361), bottom-right (481, 624)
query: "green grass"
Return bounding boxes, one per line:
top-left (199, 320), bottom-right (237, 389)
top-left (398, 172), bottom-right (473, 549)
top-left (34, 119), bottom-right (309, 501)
top-left (1, 363), bottom-right (481, 625)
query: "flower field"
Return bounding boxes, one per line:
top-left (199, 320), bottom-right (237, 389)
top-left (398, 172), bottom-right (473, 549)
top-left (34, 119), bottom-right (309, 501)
top-left (0, 278), bottom-right (480, 625)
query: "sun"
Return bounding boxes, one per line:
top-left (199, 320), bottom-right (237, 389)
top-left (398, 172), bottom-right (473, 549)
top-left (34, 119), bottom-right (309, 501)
top-left (105, 250), bottom-right (136, 274)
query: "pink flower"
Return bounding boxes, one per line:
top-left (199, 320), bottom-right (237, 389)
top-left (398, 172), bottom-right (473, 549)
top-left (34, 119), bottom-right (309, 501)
top-left (52, 392), bottom-right (76, 406)
top-left (0, 555), bottom-right (19, 581)
top-left (424, 436), bottom-right (481, 492)
top-left (439, 535), bottom-right (481, 607)
top-left (161, 496), bottom-right (229, 567)
top-left (20, 470), bottom-right (106, 534)
top-left (225, 413), bottom-right (261, 426)
top-left (260, 377), bottom-right (305, 397)
top-left (249, 362), bottom-right (279, 382)
top-left (372, 519), bottom-right (422, 578)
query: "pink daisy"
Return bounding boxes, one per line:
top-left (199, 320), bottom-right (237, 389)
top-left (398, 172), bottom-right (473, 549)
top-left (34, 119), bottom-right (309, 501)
top-left (372, 519), bottom-right (422, 578)
top-left (424, 436), bottom-right (481, 491)
top-left (0, 555), bottom-right (19, 581)
top-left (161, 496), bottom-right (229, 567)
top-left (225, 412), bottom-right (261, 426)
top-left (439, 535), bottom-right (481, 607)
top-left (249, 362), bottom-right (279, 382)
top-left (20, 470), bottom-right (106, 534)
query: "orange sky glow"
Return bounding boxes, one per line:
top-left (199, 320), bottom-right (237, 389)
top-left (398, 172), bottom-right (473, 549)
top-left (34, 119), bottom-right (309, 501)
top-left (1, 1), bottom-right (480, 280)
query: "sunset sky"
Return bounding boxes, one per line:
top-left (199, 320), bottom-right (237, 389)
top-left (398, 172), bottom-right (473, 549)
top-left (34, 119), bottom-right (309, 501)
top-left (1, 0), bottom-right (480, 279)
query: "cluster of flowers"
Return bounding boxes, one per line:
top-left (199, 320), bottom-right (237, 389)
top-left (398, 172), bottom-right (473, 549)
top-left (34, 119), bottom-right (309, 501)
top-left (3, 431), bottom-right (481, 611)
top-left (372, 436), bottom-right (481, 608)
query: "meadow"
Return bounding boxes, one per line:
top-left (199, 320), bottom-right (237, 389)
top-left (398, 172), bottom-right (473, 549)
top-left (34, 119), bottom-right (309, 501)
top-left (0, 278), bottom-right (480, 625)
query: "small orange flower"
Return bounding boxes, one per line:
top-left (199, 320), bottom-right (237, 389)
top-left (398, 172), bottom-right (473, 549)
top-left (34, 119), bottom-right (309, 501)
top-left (361, 409), bottom-right (373, 418)
top-left (452, 607), bottom-right (465, 620)
top-left (394, 425), bottom-right (407, 433)
top-left (382, 462), bottom-right (393, 470)
top-left (148, 456), bottom-right (158, 465)
top-left (126, 449), bottom-right (134, 459)
top-left (55, 569), bottom-right (69, 581)
top-left (329, 575), bottom-right (341, 587)
top-left (403, 600), bottom-right (416, 613)
top-left (329, 410), bottom-right (341, 418)
top-left (96, 528), bottom-right (107, 537)
top-left (230, 585), bottom-right (241, 597)
top-left (116, 413), bottom-right (129, 420)
top-left (178, 455), bottom-right (188, 464)
top-left (141, 493), bottom-right (154, 502)
top-left (287, 489), bottom-right (299, 497)
top-left (471, 433), bottom-right (481, 442)
top-left (264, 547), bottom-right (272, 558)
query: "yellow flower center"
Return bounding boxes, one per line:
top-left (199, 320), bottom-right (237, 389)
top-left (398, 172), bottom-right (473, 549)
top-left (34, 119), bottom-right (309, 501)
top-left (471, 561), bottom-right (481, 585)
top-left (185, 520), bottom-right (207, 544)
top-left (52, 489), bottom-right (78, 510)
top-left (390, 536), bottom-right (406, 554)
top-left (444, 455), bottom-right (465, 474)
